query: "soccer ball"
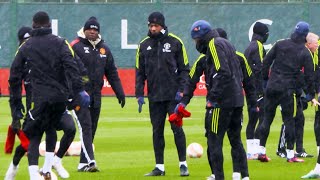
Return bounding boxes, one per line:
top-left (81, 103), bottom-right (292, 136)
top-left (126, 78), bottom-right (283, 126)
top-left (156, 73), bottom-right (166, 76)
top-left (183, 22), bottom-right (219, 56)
top-left (39, 141), bottom-right (61, 156)
top-left (66, 141), bottom-right (82, 156)
top-left (187, 142), bottom-right (203, 158)
top-left (66, 141), bottom-right (95, 156)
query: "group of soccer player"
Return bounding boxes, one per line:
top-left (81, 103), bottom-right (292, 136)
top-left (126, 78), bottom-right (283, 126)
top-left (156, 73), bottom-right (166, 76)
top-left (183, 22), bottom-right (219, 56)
top-left (5, 9), bottom-right (320, 180)
top-left (182, 19), bottom-right (320, 179)
top-left (5, 11), bottom-right (125, 180)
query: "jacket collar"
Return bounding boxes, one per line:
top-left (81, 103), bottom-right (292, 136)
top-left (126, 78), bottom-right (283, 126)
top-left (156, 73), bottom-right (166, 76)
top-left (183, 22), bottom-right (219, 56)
top-left (31, 27), bottom-right (52, 36)
top-left (77, 27), bottom-right (102, 48)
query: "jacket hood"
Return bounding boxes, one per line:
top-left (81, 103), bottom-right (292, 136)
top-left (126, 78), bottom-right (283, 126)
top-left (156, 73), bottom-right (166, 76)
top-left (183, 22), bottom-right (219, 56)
top-left (252, 33), bottom-right (264, 42)
top-left (201, 29), bottom-right (220, 44)
top-left (77, 27), bottom-right (102, 48)
top-left (290, 32), bottom-right (307, 43)
top-left (31, 27), bottom-right (52, 36)
top-left (148, 26), bottom-right (168, 40)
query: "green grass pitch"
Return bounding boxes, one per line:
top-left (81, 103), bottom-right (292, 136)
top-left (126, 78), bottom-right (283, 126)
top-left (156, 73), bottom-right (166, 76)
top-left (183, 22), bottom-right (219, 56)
top-left (0, 96), bottom-right (318, 180)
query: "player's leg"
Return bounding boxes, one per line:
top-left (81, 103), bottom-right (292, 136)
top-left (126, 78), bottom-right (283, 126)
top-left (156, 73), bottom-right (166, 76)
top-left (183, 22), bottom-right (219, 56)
top-left (280, 91), bottom-right (303, 162)
top-left (74, 108), bottom-right (96, 172)
top-left (4, 145), bottom-right (26, 180)
top-left (276, 123), bottom-right (287, 158)
top-left (90, 106), bottom-right (101, 142)
top-left (207, 107), bottom-right (230, 180)
top-left (301, 109), bottom-right (320, 178)
top-left (53, 111), bottom-right (76, 178)
top-left (245, 100), bottom-right (259, 160)
top-left (295, 98), bottom-right (312, 157)
top-left (228, 107), bottom-right (249, 179)
top-left (144, 101), bottom-right (166, 176)
top-left (168, 101), bottom-right (188, 176)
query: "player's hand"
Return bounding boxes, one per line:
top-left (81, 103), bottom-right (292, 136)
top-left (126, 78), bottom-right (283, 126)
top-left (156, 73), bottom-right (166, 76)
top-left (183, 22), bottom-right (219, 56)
top-left (118, 96), bottom-right (125, 108)
top-left (137, 97), bottom-right (145, 113)
top-left (11, 119), bottom-right (21, 134)
top-left (174, 103), bottom-right (186, 113)
top-left (175, 92), bottom-right (183, 102)
top-left (206, 100), bottom-right (219, 109)
top-left (312, 98), bottom-right (320, 106)
top-left (250, 106), bottom-right (259, 113)
top-left (78, 90), bottom-right (90, 108)
top-left (12, 102), bottom-right (25, 120)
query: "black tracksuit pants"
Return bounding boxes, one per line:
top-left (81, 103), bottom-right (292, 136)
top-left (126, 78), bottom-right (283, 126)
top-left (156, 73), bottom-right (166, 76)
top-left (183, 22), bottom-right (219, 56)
top-left (206, 106), bottom-right (248, 180)
top-left (314, 110), bottom-right (320, 163)
top-left (277, 96), bottom-right (305, 152)
top-left (245, 97), bottom-right (264, 139)
top-left (24, 101), bottom-right (66, 166)
top-left (257, 89), bottom-right (296, 150)
top-left (76, 105), bottom-right (100, 164)
top-left (13, 110), bottom-right (75, 166)
top-left (149, 100), bottom-right (186, 164)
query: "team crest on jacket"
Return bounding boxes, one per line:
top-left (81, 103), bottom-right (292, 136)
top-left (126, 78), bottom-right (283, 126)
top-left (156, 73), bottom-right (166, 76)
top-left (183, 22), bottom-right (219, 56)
top-left (99, 48), bottom-right (107, 58)
top-left (163, 43), bottom-right (171, 52)
top-left (84, 47), bottom-right (90, 53)
top-left (100, 48), bottom-right (106, 55)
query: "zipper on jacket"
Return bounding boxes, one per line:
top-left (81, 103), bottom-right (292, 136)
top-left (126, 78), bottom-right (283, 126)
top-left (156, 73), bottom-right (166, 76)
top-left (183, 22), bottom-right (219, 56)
top-left (157, 41), bottom-right (163, 101)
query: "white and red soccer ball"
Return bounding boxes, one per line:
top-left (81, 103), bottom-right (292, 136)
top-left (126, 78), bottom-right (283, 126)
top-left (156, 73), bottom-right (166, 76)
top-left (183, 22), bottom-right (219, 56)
top-left (187, 142), bottom-right (203, 158)
top-left (39, 141), bottom-right (95, 156)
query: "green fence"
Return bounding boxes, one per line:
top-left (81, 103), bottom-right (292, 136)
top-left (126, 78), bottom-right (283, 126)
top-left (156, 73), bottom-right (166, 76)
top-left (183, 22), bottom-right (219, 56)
top-left (0, 1), bottom-right (319, 67)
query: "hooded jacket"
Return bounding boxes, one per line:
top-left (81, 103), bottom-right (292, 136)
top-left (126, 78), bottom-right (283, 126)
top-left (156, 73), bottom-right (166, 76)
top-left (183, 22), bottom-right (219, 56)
top-left (262, 32), bottom-right (315, 96)
top-left (190, 30), bottom-right (244, 108)
top-left (244, 33), bottom-right (267, 96)
top-left (71, 28), bottom-right (125, 108)
top-left (9, 27), bottom-right (83, 105)
top-left (135, 27), bottom-right (190, 102)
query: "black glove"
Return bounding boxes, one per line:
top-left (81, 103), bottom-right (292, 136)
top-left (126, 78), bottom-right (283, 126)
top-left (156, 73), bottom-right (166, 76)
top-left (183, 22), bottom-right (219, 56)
top-left (11, 119), bottom-right (21, 134)
top-left (118, 96), bottom-right (125, 108)
top-left (301, 97), bottom-right (308, 110)
top-left (12, 101), bottom-right (25, 121)
top-left (137, 97), bottom-right (145, 113)
top-left (306, 94), bottom-right (314, 102)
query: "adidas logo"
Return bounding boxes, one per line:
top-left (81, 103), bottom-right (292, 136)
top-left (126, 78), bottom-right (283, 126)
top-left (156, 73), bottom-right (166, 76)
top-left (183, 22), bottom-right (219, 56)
top-left (147, 46), bottom-right (152, 50)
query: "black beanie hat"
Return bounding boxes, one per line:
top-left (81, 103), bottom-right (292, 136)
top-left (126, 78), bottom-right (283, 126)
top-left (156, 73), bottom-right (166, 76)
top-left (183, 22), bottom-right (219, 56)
top-left (253, 22), bottom-right (269, 36)
top-left (83, 16), bottom-right (100, 32)
top-left (216, 28), bottom-right (228, 40)
top-left (18, 26), bottom-right (32, 42)
top-left (148, 12), bottom-right (165, 27)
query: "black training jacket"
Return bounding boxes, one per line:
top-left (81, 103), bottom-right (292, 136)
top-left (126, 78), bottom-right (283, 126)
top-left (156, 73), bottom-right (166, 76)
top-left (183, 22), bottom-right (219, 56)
top-left (181, 51), bottom-right (254, 108)
top-left (244, 33), bottom-right (266, 96)
top-left (71, 32), bottom-right (124, 107)
top-left (196, 30), bottom-right (244, 108)
top-left (262, 32), bottom-right (315, 96)
top-left (236, 51), bottom-right (257, 106)
top-left (9, 28), bottom-right (83, 104)
top-left (135, 28), bottom-right (190, 102)
top-left (181, 54), bottom-right (207, 105)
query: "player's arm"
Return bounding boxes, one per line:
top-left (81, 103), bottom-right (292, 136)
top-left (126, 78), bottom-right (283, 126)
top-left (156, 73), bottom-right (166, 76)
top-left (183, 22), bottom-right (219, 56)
top-left (135, 44), bottom-right (146, 98)
top-left (206, 39), bottom-right (232, 103)
top-left (181, 54), bottom-right (206, 105)
top-left (104, 48), bottom-right (125, 99)
top-left (262, 42), bottom-right (277, 81)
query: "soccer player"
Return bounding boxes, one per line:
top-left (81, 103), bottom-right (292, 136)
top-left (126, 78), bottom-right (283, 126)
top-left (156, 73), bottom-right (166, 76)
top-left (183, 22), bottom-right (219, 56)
top-left (276, 32), bottom-right (318, 159)
top-left (135, 11), bottom-right (190, 176)
top-left (71, 16), bottom-right (125, 172)
top-left (301, 33), bottom-right (320, 179)
top-left (179, 20), bottom-right (248, 180)
top-left (188, 28), bottom-right (255, 180)
top-left (9, 11), bottom-right (89, 180)
top-left (244, 22), bottom-right (269, 160)
top-left (256, 21), bottom-right (318, 163)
